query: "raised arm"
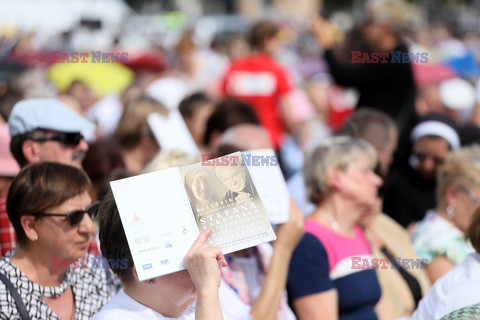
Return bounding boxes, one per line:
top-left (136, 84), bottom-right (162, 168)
top-left (249, 199), bottom-right (304, 320)
top-left (184, 229), bottom-right (227, 320)
top-left (287, 232), bottom-right (338, 320)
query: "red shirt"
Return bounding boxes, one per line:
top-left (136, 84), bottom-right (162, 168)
top-left (0, 192), bottom-right (15, 256)
top-left (221, 54), bottom-right (293, 148)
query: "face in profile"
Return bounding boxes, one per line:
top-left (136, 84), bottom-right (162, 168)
top-left (337, 152), bottom-right (383, 209)
top-left (191, 170), bottom-right (213, 201)
top-left (216, 166), bottom-right (247, 193)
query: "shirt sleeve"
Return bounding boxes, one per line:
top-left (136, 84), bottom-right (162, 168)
top-left (275, 67), bottom-right (293, 96)
top-left (287, 233), bottom-right (334, 300)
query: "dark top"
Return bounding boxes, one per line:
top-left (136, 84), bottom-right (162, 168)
top-left (288, 232), bottom-right (381, 320)
top-left (383, 163), bottom-right (436, 227)
top-left (324, 44), bottom-right (416, 133)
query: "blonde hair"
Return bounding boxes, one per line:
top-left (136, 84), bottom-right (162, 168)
top-left (114, 95), bottom-right (168, 149)
top-left (303, 136), bottom-right (377, 205)
top-left (436, 145), bottom-right (480, 203)
top-left (143, 149), bottom-right (199, 173)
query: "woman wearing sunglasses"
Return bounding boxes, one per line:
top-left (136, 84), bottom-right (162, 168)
top-left (0, 162), bottom-right (116, 319)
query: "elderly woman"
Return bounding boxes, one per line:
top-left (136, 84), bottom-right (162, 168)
top-left (287, 136), bottom-right (383, 320)
top-left (411, 205), bottom-right (480, 319)
top-left (412, 145), bottom-right (480, 283)
top-left (0, 162), bottom-right (116, 319)
top-left (93, 189), bottom-right (227, 320)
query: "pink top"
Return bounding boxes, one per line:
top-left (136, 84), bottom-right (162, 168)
top-left (305, 218), bottom-right (372, 272)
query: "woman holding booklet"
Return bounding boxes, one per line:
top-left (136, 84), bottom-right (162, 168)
top-left (93, 189), bottom-right (228, 320)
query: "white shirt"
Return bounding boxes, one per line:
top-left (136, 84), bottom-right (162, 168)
top-left (411, 253), bottom-right (480, 320)
top-left (87, 94), bottom-right (123, 136)
top-left (218, 243), bottom-right (297, 320)
top-left (93, 289), bottom-right (195, 320)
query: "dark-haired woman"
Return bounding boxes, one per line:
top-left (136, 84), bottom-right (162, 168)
top-left (0, 162), bottom-right (116, 319)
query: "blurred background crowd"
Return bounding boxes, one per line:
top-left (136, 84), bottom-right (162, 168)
top-left (2, 0), bottom-right (480, 319)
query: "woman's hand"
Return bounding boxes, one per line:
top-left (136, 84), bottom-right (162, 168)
top-left (183, 229), bottom-right (227, 294)
top-left (184, 229), bottom-right (226, 320)
top-left (274, 199), bottom-right (305, 253)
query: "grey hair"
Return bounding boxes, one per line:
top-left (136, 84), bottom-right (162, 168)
top-left (143, 149), bottom-right (199, 173)
top-left (303, 136), bottom-right (377, 205)
top-left (336, 107), bottom-right (396, 151)
top-left (219, 124), bottom-right (270, 149)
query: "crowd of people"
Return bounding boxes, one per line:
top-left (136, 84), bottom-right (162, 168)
top-left (1, 0), bottom-right (480, 319)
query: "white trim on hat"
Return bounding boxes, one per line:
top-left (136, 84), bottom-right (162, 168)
top-left (411, 120), bottom-right (460, 150)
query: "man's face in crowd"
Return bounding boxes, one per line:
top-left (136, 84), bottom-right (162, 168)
top-left (412, 136), bottom-right (450, 180)
top-left (217, 166), bottom-right (247, 193)
top-left (30, 131), bottom-right (89, 169)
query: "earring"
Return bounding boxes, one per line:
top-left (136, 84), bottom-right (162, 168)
top-left (149, 280), bottom-right (154, 285)
top-left (446, 205), bottom-right (455, 219)
top-left (33, 235), bottom-right (38, 241)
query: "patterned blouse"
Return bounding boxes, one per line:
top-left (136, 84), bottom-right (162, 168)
top-left (412, 210), bottom-right (474, 265)
top-left (0, 254), bottom-right (117, 320)
top-left (440, 303), bottom-right (480, 320)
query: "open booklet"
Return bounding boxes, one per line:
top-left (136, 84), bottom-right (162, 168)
top-left (110, 151), bottom-right (280, 281)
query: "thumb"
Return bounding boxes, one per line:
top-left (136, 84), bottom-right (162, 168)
top-left (189, 228), bottom-right (213, 251)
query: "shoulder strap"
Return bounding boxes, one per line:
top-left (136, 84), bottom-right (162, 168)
top-left (0, 272), bottom-right (32, 320)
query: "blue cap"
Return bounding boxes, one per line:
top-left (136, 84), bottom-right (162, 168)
top-left (8, 98), bottom-right (95, 137)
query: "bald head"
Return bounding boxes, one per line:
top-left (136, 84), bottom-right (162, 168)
top-left (218, 124), bottom-right (273, 151)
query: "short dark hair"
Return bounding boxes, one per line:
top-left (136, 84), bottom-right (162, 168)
top-left (468, 207), bottom-right (480, 253)
top-left (203, 98), bottom-right (260, 146)
top-left (248, 21), bottom-right (279, 50)
top-left (82, 137), bottom-right (125, 197)
top-left (98, 188), bottom-right (135, 285)
top-left (10, 129), bottom-right (49, 167)
top-left (179, 92), bottom-right (211, 118)
top-left (6, 162), bottom-right (91, 244)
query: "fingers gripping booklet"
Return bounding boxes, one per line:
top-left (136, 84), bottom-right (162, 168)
top-left (110, 151), bottom-right (280, 281)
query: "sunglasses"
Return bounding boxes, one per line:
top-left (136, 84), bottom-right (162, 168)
top-left (414, 152), bottom-right (445, 166)
top-left (34, 201), bottom-right (100, 226)
top-left (33, 132), bottom-right (84, 147)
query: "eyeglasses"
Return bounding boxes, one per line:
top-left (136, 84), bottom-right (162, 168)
top-left (33, 132), bottom-right (84, 147)
top-left (34, 201), bottom-right (100, 226)
top-left (414, 152), bottom-right (445, 166)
